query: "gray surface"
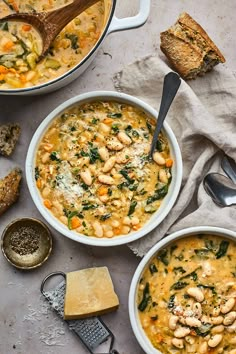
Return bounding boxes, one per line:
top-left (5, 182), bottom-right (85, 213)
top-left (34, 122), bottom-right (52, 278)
top-left (0, 1), bottom-right (235, 353)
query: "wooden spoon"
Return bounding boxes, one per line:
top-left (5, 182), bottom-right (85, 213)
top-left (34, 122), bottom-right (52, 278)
top-left (0, 0), bottom-right (100, 60)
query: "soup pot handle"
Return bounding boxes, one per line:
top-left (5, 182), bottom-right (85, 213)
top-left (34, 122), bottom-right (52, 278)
top-left (107, 0), bottom-right (151, 34)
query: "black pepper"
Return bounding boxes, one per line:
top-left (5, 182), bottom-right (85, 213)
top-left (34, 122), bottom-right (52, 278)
top-left (10, 226), bottom-right (40, 255)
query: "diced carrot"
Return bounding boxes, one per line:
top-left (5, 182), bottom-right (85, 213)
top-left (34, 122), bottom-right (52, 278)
top-left (44, 199), bottom-right (52, 209)
top-left (133, 224), bottom-right (141, 231)
top-left (9, 68), bottom-right (16, 73)
top-left (98, 186), bottom-right (108, 196)
top-left (20, 74), bottom-right (27, 83)
top-left (36, 179), bottom-right (42, 189)
top-left (70, 216), bottom-right (81, 229)
top-left (0, 65), bottom-right (8, 74)
top-left (156, 334), bottom-right (164, 343)
top-left (79, 39), bottom-right (87, 49)
top-left (113, 227), bottom-right (121, 235)
top-left (9, 0), bottom-right (18, 12)
top-left (3, 41), bottom-right (14, 51)
top-left (150, 118), bottom-right (156, 125)
top-left (165, 158), bottom-right (173, 168)
top-left (22, 24), bottom-right (32, 32)
top-left (103, 118), bottom-right (113, 124)
top-left (43, 143), bottom-right (54, 152)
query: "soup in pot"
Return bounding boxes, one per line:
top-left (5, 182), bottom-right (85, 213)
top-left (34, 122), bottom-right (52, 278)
top-left (35, 100), bottom-right (173, 238)
top-left (0, 0), bottom-right (105, 89)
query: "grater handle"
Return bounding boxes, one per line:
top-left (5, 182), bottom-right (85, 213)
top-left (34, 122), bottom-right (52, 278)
top-left (40, 271), bottom-right (66, 295)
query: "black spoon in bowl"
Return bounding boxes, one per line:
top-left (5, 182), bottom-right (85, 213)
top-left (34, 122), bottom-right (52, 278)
top-left (149, 72), bottom-right (181, 159)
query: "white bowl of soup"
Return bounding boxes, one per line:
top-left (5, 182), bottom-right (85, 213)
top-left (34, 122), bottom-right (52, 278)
top-left (129, 226), bottom-right (236, 354)
top-left (26, 91), bottom-right (182, 246)
top-left (0, 0), bottom-right (150, 95)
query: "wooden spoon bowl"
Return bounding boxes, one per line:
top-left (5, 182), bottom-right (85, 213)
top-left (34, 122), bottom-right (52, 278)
top-left (0, 0), bottom-right (100, 60)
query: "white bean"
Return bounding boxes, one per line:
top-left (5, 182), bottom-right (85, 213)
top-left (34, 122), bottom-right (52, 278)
top-left (211, 325), bottom-right (224, 334)
top-left (121, 226), bottom-right (130, 234)
top-left (60, 216), bottom-right (68, 225)
top-left (174, 327), bottom-right (191, 338)
top-left (116, 151), bottom-right (130, 164)
top-left (105, 230), bottom-right (114, 238)
top-left (221, 298), bottom-right (235, 314)
top-left (172, 338), bottom-right (184, 349)
top-left (185, 335), bottom-right (195, 344)
top-left (226, 319), bottom-right (236, 333)
top-left (212, 306), bottom-right (221, 317)
top-left (80, 169), bottom-right (92, 186)
top-left (223, 311), bottom-right (236, 326)
top-left (198, 341), bottom-right (208, 353)
top-left (153, 151), bottom-right (166, 165)
top-left (93, 221), bottom-right (103, 238)
top-left (193, 303), bottom-right (202, 319)
top-left (187, 287), bottom-right (204, 302)
top-left (185, 317), bottom-right (201, 327)
top-left (229, 350), bottom-right (236, 354)
top-left (123, 216), bottom-right (131, 225)
top-left (159, 169), bottom-right (168, 184)
top-left (130, 216), bottom-right (139, 226)
top-left (211, 316), bottom-right (223, 325)
top-left (208, 334), bottom-right (223, 348)
top-left (42, 187), bottom-right (51, 198)
top-left (107, 138), bottom-right (124, 151)
top-left (98, 147), bottom-right (110, 161)
top-left (202, 261), bottom-right (212, 276)
top-left (103, 156), bottom-right (116, 173)
top-left (169, 315), bottom-right (179, 330)
top-left (99, 122), bottom-right (111, 134)
top-left (98, 175), bottom-right (114, 185)
top-left (99, 195), bottom-right (109, 203)
top-left (117, 131), bottom-right (132, 145)
top-left (42, 152), bottom-right (50, 163)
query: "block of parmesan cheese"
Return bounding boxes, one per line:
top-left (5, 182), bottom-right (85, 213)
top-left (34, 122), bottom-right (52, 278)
top-left (64, 267), bottom-right (119, 320)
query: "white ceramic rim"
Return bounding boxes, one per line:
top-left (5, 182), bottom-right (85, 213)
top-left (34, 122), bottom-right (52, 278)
top-left (128, 226), bottom-right (236, 354)
top-left (25, 90), bottom-right (183, 246)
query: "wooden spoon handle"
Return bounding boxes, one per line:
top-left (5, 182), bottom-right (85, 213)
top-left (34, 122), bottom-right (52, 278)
top-left (45, 0), bottom-right (100, 30)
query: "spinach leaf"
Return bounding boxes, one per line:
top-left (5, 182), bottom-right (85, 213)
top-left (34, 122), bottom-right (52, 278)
top-left (149, 263), bottom-right (158, 275)
top-left (179, 267), bottom-right (201, 282)
top-left (107, 113), bottom-right (122, 118)
top-left (197, 284), bottom-right (217, 295)
top-left (215, 240), bottom-right (229, 259)
top-left (65, 33), bottom-right (79, 50)
top-left (170, 281), bottom-right (189, 290)
top-left (50, 151), bottom-right (61, 162)
top-left (35, 167), bottom-right (40, 181)
top-left (146, 185), bottom-right (168, 204)
top-left (82, 201), bottom-right (98, 211)
top-left (100, 213), bottom-right (112, 221)
top-left (173, 266), bottom-right (186, 275)
top-left (120, 169), bottom-right (135, 184)
top-left (195, 323), bottom-right (212, 337)
top-left (157, 248), bottom-right (169, 266)
top-left (168, 294), bottom-right (176, 310)
top-left (128, 200), bottom-right (137, 216)
top-left (138, 283), bottom-right (151, 312)
top-left (89, 147), bottom-right (100, 164)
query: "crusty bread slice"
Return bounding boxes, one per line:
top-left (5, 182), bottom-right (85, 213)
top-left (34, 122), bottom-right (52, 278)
top-left (0, 168), bottom-right (22, 216)
top-left (0, 124), bottom-right (21, 156)
top-left (160, 12), bottom-right (225, 79)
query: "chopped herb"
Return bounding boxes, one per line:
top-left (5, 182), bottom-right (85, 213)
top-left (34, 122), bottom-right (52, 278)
top-left (146, 121), bottom-right (153, 133)
top-left (194, 249), bottom-right (210, 258)
top-left (107, 112), bottom-right (122, 118)
top-left (70, 126), bottom-right (76, 131)
top-left (157, 248), bottom-right (169, 266)
top-left (0, 22), bottom-right (8, 31)
top-left (35, 167), bottom-right (40, 181)
top-left (215, 240), bottom-right (229, 259)
top-left (197, 284), bottom-right (217, 295)
top-left (108, 188), bottom-right (112, 196)
top-left (82, 201), bottom-right (98, 210)
top-left (149, 263), bottom-right (158, 275)
top-left (138, 283), bottom-right (151, 312)
top-left (156, 139), bottom-right (163, 152)
top-left (111, 124), bottom-right (120, 134)
top-left (125, 125), bottom-right (132, 134)
top-left (144, 205), bottom-right (157, 214)
top-left (92, 118), bottom-right (99, 124)
top-left (132, 130), bottom-right (140, 138)
top-left (150, 315), bottom-right (158, 321)
top-left (89, 147), bottom-right (100, 164)
top-left (128, 200), bottom-right (137, 216)
top-left (81, 183), bottom-right (89, 190)
top-left (129, 184), bottom-right (138, 191)
top-left (82, 221), bottom-right (86, 227)
top-left (170, 244), bottom-right (178, 255)
top-left (63, 210), bottom-right (79, 230)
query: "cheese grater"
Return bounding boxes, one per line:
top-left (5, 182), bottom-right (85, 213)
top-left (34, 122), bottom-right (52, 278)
top-left (40, 271), bottom-right (119, 354)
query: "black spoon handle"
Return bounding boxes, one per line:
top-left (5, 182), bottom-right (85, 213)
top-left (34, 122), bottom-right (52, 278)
top-left (149, 72), bottom-right (181, 157)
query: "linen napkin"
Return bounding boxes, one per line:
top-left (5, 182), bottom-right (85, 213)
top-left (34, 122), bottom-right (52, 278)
top-left (113, 56), bottom-right (236, 257)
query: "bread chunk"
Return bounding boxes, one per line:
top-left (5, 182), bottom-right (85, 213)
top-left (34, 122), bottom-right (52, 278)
top-left (0, 124), bottom-right (21, 156)
top-left (0, 168), bottom-right (22, 216)
top-left (64, 267), bottom-right (119, 320)
top-left (160, 12), bottom-right (225, 79)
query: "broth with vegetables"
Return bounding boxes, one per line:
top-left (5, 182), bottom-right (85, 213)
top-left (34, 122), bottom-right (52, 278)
top-left (35, 100), bottom-right (173, 238)
top-left (0, 0), bottom-right (105, 89)
top-left (137, 235), bottom-right (236, 354)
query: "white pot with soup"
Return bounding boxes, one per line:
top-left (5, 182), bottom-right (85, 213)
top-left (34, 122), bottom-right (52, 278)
top-left (0, 0), bottom-right (150, 95)
top-left (129, 226), bottom-right (236, 354)
top-left (25, 91), bottom-right (182, 246)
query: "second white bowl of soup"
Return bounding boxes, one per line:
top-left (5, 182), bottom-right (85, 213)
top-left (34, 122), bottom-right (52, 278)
top-left (129, 226), bottom-right (236, 354)
top-left (26, 91), bottom-right (182, 246)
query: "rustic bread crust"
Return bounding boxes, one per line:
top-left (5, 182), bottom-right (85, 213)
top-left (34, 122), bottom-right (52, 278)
top-left (0, 124), bottom-right (21, 156)
top-left (0, 168), bottom-right (22, 216)
top-left (160, 12), bottom-right (225, 79)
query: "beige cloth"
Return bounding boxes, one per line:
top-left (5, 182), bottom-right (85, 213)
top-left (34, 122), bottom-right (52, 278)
top-left (113, 56), bottom-right (236, 257)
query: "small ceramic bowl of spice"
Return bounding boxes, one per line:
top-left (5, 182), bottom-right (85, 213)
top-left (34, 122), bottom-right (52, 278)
top-left (1, 218), bottom-right (52, 270)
